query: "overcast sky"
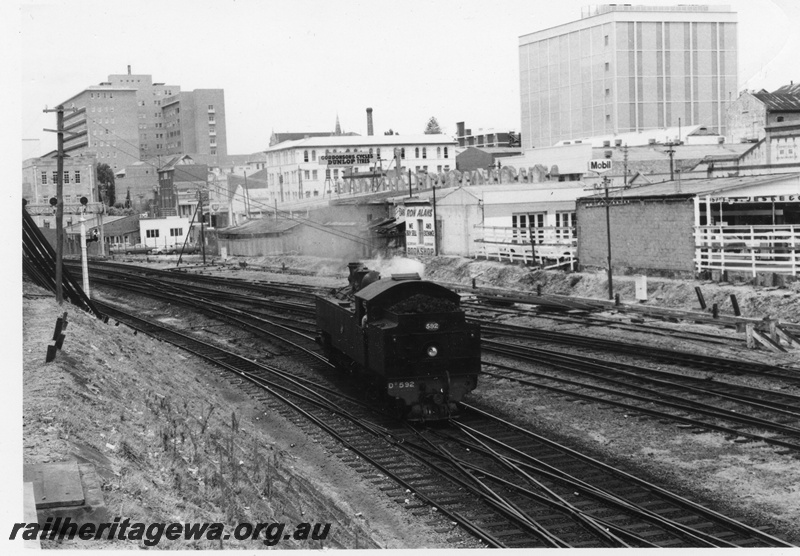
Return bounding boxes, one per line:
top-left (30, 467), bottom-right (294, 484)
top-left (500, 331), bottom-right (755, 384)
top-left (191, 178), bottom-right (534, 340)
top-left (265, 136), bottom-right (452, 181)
top-left (10, 0), bottom-right (800, 158)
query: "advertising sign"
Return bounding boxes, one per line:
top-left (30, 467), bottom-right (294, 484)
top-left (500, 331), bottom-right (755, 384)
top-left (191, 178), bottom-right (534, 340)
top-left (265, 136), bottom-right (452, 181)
top-left (319, 152), bottom-right (376, 167)
top-left (588, 159), bottom-right (613, 173)
top-left (402, 202), bottom-right (436, 257)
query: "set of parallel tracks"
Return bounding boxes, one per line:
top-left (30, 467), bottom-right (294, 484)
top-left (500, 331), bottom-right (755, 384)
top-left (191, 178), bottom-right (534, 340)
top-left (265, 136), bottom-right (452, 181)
top-left (93, 299), bottom-right (793, 548)
top-left (66, 260), bottom-right (798, 546)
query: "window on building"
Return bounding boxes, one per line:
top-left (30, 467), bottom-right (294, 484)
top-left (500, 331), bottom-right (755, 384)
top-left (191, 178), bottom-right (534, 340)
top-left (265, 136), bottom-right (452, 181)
top-left (311, 150), bottom-right (316, 161)
top-left (604, 35), bottom-right (609, 45)
top-left (325, 169), bottom-right (331, 179)
top-left (41, 172), bottom-right (47, 185)
top-left (43, 220), bottom-right (50, 228)
top-left (52, 171), bottom-right (58, 183)
top-left (555, 212), bottom-right (576, 239)
top-left (63, 171), bottom-right (70, 184)
top-left (422, 147), bottom-right (427, 159)
top-left (605, 88), bottom-right (610, 96)
top-left (444, 147), bottom-right (449, 159)
top-left (606, 114), bottom-right (611, 122)
top-left (777, 116), bottom-right (785, 122)
top-left (415, 147), bottom-right (419, 158)
top-left (169, 228), bottom-right (183, 237)
top-left (333, 169), bottom-right (339, 179)
top-left (401, 148), bottom-right (405, 159)
top-left (312, 169), bottom-right (318, 180)
top-left (605, 62), bottom-right (610, 71)
top-left (512, 213), bottom-right (546, 243)
top-left (74, 171), bottom-right (81, 183)
top-left (304, 150), bottom-right (309, 162)
top-left (146, 229), bottom-right (160, 238)
top-left (304, 170), bottom-right (310, 179)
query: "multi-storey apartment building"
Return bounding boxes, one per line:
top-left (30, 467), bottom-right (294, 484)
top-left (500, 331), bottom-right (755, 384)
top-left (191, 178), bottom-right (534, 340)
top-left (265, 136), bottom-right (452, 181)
top-left (162, 89), bottom-right (227, 160)
top-left (59, 86), bottom-right (140, 170)
top-left (264, 134), bottom-right (456, 204)
top-left (54, 68), bottom-right (227, 167)
top-left (519, 4), bottom-right (738, 149)
top-left (106, 68), bottom-right (180, 161)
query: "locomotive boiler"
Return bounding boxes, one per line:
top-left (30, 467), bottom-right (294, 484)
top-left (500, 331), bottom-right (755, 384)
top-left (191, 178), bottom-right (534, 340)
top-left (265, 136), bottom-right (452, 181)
top-left (315, 263), bottom-right (480, 420)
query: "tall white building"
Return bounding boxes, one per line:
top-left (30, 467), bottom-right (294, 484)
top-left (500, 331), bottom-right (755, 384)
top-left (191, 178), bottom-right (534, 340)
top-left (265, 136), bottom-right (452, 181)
top-left (519, 4), bottom-right (738, 149)
top-left (263, 135), bottom-right (456, 204)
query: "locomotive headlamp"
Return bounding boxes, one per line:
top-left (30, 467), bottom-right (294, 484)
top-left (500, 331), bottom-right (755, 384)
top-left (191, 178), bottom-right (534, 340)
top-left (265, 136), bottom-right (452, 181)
top-left (426, 345), bottom-right (439, 357)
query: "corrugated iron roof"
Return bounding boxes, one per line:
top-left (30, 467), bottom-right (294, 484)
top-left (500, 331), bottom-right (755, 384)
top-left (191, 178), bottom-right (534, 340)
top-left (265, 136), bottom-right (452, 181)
top-left (579, 173), bottom-right (800, 200)
top-left (772, 82), bottom-right (800, 96)
top-left (752, 92), bottom-right (800, 112)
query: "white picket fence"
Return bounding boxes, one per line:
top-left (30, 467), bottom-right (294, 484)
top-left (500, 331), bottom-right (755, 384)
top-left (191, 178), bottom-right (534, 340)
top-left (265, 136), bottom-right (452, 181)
top-left (472, 226), bottom-right (577, 269)
top-left (695, 225), bottom-right (800, 276)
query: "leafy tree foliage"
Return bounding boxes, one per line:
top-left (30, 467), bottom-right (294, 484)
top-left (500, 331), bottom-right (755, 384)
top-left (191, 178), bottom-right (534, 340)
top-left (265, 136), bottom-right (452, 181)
top-left (96, 163), bottom-right (116, 206)
top-left (424, 117), bottom-right (442, 134)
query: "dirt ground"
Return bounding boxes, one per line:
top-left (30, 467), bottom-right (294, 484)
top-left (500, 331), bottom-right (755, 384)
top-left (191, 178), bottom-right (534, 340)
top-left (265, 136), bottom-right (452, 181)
top-left (21, 253), bottom-right (800, 547)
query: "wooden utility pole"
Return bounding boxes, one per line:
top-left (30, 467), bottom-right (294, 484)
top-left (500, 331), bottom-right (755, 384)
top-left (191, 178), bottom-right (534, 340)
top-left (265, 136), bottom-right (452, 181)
top-left (44, 105), bottom-right (65, 304)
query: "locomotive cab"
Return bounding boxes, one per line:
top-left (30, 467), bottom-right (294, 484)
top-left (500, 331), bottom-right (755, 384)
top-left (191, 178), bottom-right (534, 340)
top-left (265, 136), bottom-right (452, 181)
top-left (316, 267), bottom-right (480, 421)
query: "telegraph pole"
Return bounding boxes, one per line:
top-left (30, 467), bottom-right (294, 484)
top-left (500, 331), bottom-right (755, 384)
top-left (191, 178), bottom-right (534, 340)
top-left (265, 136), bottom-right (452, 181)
top-left (43, 105), bottom-right (65, 304)
top-left (665, 141), bottom-right (677, 181)
top-left (587, 155), bottom-right (623, 300)
top-left (602, 176), bottom-right (613, 300)
top-left (198, 189), bottom-right (207, 264)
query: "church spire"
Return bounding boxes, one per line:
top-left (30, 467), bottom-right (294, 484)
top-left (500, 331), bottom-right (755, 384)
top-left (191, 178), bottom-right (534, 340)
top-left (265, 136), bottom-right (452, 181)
top-left (334, 114), bottom-right (342, 136)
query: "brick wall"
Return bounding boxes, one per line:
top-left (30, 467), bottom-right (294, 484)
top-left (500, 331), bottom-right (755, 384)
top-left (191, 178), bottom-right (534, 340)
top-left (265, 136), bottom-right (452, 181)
top-left (576, 197), bottom-right (696, 275)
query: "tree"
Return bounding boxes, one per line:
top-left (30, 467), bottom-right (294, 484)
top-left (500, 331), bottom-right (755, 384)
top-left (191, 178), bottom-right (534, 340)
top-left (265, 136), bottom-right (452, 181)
top-left (96, 163), bottom-right (116, 207)
top-left (424, 117), bottom-right (442, 135)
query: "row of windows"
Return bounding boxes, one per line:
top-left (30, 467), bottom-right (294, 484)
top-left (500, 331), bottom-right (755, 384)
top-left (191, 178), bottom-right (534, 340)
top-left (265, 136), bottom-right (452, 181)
top-left (90, 106), bottom-right (115, 113)
top-left (41, 171), bottom-right (81, 185)
top-left (89, 92), bottom-right (114, 99)
top-left (270, 146), bottom-right (451, 166)
top-left (39, 193), bottom-right (89, 204)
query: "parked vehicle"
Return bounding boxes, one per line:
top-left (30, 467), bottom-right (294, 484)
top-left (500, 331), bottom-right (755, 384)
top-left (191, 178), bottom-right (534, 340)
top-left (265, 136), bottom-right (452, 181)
top-left (111, 244), bottom-right (152, 255)
top-left (152, 244), bottom-right (200, 255)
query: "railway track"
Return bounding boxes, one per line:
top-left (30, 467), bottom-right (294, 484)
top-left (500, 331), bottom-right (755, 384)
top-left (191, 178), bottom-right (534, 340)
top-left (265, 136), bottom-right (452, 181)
top-left (478, 320), bottom-right (800, 384)
top-left (92, 300), bottom-right (794, 548)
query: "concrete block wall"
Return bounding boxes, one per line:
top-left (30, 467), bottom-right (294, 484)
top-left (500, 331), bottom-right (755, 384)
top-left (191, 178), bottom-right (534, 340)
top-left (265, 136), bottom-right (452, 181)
top-left (576, 198), bottom-right (696, 275)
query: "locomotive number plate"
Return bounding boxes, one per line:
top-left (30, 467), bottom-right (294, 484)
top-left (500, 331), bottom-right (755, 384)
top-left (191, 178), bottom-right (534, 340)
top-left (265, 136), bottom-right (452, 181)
top-left (388, 381), bottom-right (416, 390)
top-left (425, 321), bottom-right (439, 331)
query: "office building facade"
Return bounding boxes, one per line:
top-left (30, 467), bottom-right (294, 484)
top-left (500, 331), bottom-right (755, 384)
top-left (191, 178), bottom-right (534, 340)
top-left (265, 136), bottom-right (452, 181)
top-left (55, 69), bottom-right (227, 168)
top-left (519, 4), bottom-right (738, 149)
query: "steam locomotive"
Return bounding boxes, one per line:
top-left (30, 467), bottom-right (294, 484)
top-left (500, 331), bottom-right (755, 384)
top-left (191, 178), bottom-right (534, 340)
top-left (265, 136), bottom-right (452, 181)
top-left (315, 263), bottom-right (480, 420)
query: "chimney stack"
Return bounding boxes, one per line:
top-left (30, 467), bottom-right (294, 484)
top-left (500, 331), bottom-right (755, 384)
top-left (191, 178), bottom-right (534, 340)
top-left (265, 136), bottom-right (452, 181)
top-left (127, 65), bottom-right (131, 75)
top-left (366, 107), bottom-right (374, 136)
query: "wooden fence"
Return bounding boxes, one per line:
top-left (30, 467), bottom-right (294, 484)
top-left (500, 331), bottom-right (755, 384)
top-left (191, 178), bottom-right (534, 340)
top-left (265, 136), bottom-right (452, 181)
top-left (472, 226), bottom-right (577, 269)
top-left (694, 225), bottom-right (800, 276)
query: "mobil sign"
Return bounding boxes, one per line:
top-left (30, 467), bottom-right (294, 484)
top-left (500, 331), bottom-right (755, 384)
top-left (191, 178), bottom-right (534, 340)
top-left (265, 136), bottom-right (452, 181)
top-left (588, 159), bottom-right (613, 173)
